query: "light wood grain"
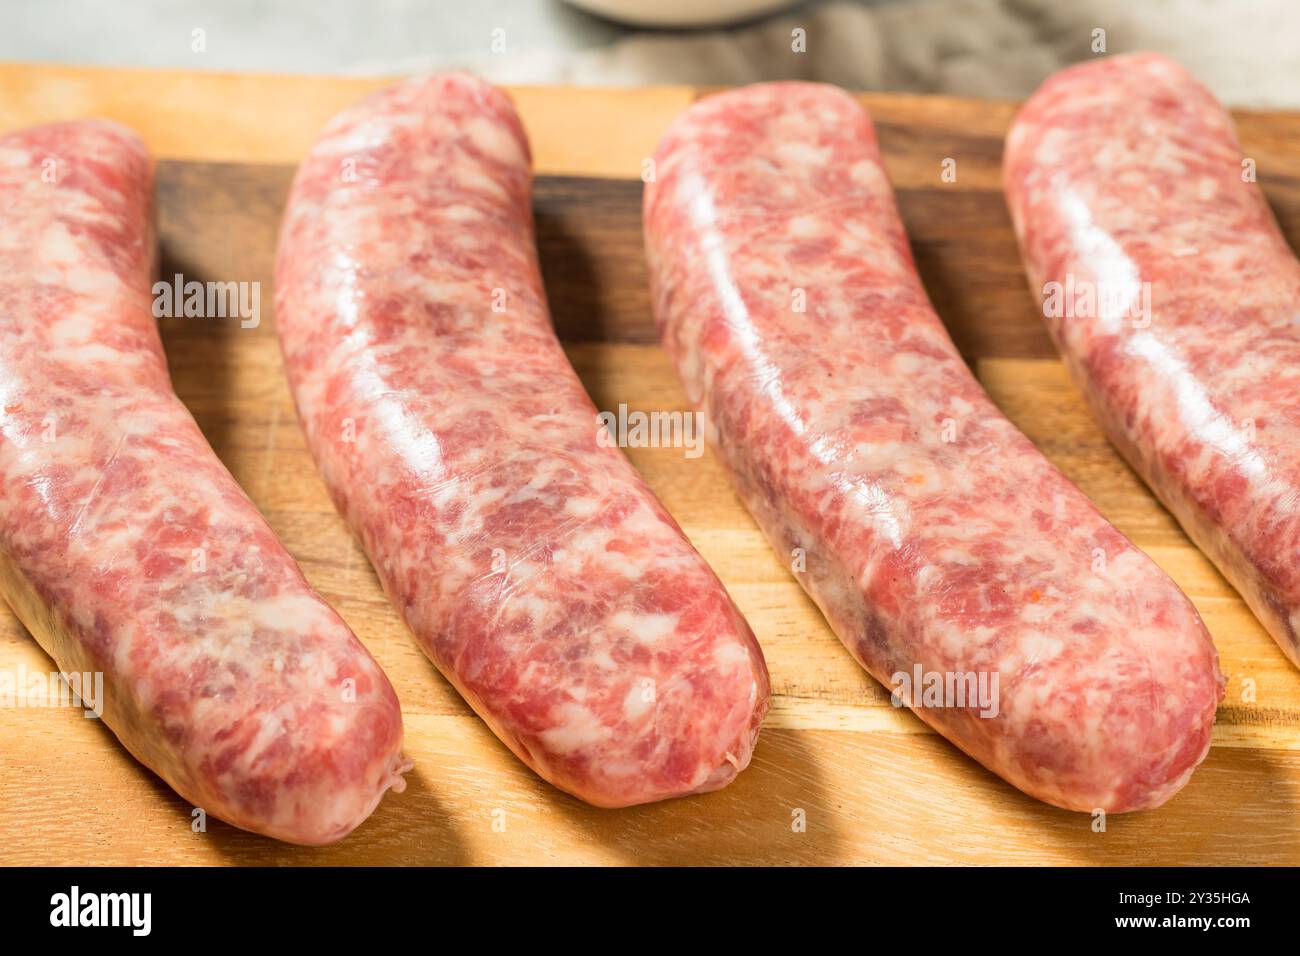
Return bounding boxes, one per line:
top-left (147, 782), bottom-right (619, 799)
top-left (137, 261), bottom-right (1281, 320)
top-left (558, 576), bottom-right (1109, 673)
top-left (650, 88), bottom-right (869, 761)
top-left (0, 62), bottom-right (693, 176)
top-left (1, 63), bottom-right (1299, 866)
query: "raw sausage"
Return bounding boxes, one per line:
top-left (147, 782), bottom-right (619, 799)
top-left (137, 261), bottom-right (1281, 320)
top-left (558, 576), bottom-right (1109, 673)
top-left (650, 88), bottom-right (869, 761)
top-left (643, 82), bottom-right (1223, 812)
top-left (1004, 52), bottom-right (1300, 668)
top-left (274, 74), bottom-right (769, 808)
top-left (0, 120), bottom-right (407, 845)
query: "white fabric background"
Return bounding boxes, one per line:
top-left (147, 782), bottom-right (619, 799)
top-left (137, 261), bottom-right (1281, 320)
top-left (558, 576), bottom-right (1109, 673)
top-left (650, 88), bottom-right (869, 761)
top-left (2, 0), bottom-right (1296, 107)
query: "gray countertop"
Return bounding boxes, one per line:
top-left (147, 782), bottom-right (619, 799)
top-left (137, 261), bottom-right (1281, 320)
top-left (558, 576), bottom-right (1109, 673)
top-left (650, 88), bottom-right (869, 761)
top-left (2, 0), bottom-right (1295, 107)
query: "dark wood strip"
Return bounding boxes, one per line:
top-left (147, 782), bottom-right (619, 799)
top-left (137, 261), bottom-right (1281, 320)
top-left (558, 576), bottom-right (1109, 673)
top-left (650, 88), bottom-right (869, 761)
top-left (152, 155), bottom-right (1300, 364)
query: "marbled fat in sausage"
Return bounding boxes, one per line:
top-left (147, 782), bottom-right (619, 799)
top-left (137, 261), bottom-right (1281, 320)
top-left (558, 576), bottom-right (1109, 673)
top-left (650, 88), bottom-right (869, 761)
top-left (643, 82), bottom-right (1224, 812)
top-left (0, 120), bottom-right (407, 844)
top-left (1005, 52), bottom-right (1300, 669)
top-left (274, 75), bottom-right (769, 808)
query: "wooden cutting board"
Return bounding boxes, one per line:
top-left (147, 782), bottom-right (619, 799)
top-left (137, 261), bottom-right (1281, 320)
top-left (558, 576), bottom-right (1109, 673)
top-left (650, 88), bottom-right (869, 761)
top-left (2, 62), bottom-right (1299, 867)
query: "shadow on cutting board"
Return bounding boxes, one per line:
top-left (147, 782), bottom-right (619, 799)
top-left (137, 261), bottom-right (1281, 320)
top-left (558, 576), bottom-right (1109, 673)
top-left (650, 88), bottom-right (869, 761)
top-left (535, 175), bottom-right (655, 346)
top-left (199, 758), bottom-right (471, 867)
top-left (543, 726), bottom-right (848, 866)
top-left (1061, 739), bottom-right (1300, 866)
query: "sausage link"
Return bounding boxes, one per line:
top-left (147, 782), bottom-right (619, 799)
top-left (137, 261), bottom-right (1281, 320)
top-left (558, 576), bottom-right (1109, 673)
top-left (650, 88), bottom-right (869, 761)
top-left (1005, 52), bottom-right (1300, 668)
top-left (274, 75), bottom-right (769, 808)
top-left (644, 82), bottom-right (1223, 812)
top-left (0, 120), bottom-right (406, 844)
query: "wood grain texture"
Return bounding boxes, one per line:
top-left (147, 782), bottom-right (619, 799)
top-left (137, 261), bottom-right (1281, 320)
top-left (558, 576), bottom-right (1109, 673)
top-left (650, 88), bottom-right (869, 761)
top-left (1, 64), bottom-right (1299, 866)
